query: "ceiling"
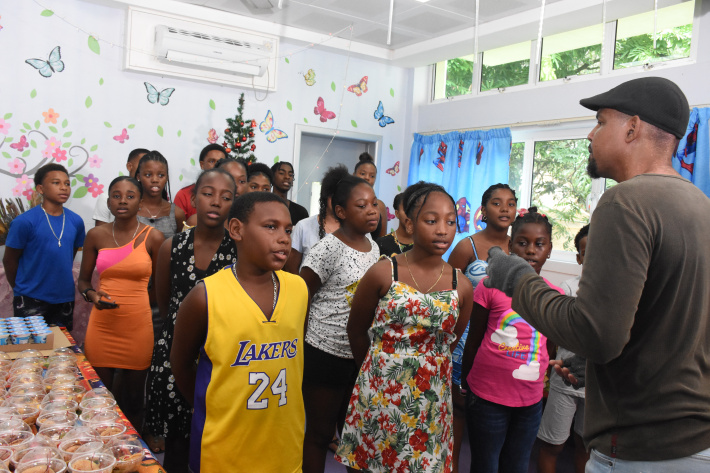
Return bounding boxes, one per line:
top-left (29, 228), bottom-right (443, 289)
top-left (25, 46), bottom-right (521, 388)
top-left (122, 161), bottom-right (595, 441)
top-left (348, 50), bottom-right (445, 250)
top-left (160, 0), bottom-right (692, 66)
top-left (172, 0), bottom-right (569, 49)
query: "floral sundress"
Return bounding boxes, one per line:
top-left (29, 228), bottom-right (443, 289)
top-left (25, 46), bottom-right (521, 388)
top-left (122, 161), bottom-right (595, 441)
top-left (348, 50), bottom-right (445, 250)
top-left (336, 257), bottom-right (460, 473)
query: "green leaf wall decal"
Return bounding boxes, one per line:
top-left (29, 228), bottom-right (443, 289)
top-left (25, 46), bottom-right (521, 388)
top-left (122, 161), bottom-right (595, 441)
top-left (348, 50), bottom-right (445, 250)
top-left (40, 10), bottom-right (54, 16)
top-left (286, 101), bottom-right (292, 111)
top-left (157, 126), bottom-right (164, 137)
top-left (85, 96), bottom-right (93, 108)
top-left (209, 100), bottom-right (216, 110)
top-left (88, 36), bottom-right (100, 55)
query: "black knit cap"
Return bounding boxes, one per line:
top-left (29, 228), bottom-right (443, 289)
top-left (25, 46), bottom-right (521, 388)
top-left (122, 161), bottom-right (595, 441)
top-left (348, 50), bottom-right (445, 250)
top-left (580, 77), bottom-right (689, 139)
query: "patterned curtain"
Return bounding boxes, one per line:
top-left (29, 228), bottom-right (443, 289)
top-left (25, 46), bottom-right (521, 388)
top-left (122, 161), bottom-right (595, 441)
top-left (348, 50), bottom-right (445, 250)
top-left (674, 107), bottom-right (710, 198)
top-left (407, 128), bottom-right (512, 259)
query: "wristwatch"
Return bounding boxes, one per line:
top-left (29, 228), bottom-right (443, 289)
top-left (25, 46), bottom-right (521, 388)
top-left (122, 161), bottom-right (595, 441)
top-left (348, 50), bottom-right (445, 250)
top-left (81, 288), bottom-right (96, 302)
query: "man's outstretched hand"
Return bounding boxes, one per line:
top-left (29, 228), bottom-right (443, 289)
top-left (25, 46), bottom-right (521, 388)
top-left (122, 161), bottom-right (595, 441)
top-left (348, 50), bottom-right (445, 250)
top-left (552, 355), bottom-right (587, 389)
top-left (483, 246), bottom-right (535, 297)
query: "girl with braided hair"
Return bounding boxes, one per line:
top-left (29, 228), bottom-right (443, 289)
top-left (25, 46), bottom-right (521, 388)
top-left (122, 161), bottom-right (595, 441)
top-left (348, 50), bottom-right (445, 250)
top-left (283, 165), bottom-right (346, 274)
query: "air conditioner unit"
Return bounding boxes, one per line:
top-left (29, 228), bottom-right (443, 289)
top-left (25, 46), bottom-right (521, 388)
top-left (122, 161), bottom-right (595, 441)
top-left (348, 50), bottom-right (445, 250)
top-left (154, 25), bottom-right (273, 77)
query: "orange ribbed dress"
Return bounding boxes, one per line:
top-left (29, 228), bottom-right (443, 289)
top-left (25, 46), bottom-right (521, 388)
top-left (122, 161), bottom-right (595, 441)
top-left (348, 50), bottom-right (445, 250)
top-left (84, 226), bottom-right (154, 370)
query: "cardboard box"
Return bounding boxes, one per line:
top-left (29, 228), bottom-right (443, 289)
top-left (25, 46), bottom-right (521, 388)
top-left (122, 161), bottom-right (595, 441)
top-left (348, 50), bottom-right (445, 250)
top-left (2, 327), bottom-right (72, 358)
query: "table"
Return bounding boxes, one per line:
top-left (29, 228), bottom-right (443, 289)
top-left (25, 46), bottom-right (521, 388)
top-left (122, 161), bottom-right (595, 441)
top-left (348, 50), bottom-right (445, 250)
top-left (62, 328), bottom-right (167, 473)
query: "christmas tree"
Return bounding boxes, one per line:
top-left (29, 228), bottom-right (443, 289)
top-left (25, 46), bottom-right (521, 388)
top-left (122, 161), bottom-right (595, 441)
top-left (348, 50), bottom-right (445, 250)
top-left (223, 93), bottom-right (258, 163)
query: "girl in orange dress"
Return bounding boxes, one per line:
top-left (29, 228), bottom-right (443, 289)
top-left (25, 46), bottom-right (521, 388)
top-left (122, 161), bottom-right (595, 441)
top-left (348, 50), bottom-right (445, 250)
top-left (78, 176), bottom-right (164, 428)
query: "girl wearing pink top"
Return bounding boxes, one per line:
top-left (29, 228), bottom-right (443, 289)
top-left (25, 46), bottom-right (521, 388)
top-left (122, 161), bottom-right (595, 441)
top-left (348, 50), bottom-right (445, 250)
top-left (461, 207), bottom-right (563, 473)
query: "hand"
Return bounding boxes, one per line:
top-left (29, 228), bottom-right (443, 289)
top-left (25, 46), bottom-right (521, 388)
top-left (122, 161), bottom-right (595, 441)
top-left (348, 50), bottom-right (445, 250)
top-left (553, 356), bottom-right (586, 389)
top-left (483, 246), bottom-right (535, 297)
top-left (91, 291), bottom-right (118, 310)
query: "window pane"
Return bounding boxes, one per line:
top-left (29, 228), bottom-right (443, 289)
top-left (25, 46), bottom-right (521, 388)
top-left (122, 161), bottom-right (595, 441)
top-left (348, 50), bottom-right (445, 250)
top-left (532, 139), bottom-right (591, 252)
top-left (433, 57), bottom-right (474, 100)
top-left (509, 142), bottom-right (524, 197)
top-left (540, 25), bottom-right (602, 81)
top-left (481, 41), bottom-right (530, 92)
top-left (614, 1), bottom-right (694, 69)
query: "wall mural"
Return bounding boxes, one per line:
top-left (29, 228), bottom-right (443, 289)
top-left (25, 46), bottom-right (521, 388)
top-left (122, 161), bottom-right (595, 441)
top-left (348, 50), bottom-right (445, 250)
top-left (0, 0), bottom-right (410, 234)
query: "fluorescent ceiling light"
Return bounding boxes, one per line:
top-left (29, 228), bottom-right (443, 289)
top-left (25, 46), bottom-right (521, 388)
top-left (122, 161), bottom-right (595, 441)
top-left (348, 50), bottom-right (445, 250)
top-left (415, 0), bottom-right (431, 3)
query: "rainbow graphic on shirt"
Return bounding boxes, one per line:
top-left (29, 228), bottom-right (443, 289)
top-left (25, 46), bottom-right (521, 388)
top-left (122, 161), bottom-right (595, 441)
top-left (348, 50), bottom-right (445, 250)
top-left (491, 309), bottom-right (543, 381)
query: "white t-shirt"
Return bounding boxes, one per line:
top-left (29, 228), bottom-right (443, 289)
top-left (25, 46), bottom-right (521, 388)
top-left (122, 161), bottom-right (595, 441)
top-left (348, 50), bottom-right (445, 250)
top-left (302, 233), bottom-right (379, 358)
top-left (92, 193), bottom-right (113, 223)
top-left (291, 215), bottom-right (321, 271)
top-left (550, 275), bottom-right (585, 397)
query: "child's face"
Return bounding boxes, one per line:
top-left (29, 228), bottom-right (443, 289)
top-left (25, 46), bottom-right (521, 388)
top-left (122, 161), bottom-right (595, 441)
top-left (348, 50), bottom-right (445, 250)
top-left (273, 165), bottom-right (294, 193)
top-left (336, 183), bottom-right (379, 234)
top-left (192, 173), bottom-right (234, 228)
top-left (576, 236), bottom-right (587, 265)
top-left (125, 152), bottom-right (146, 177)
top-left (37, 171), bottom-right (71, 205)
top-left (484, 188), bottom-right (516, 229)
top-left (107, 180), bottom-right (141, 218)
top-left (409, 192), bottom-right (456, 255)
top-left (509, 222), bottom-right (552, 275)
top-left (354, 163), bottom-right (377, 187)
top-left (137, 161), bottom-right (168, 198)
top-left (247, 175), bottom-right (271, 193)
top-left (231, 201), bottom-right (292, 271)
top-left (223, 163), bottom-right (248, 197)
top-left (200, 150), bottom-right (224, 171)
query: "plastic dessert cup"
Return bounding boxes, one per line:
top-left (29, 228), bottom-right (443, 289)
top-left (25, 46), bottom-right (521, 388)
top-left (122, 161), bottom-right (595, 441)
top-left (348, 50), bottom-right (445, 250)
top-left (68, 452), bottom-right (116, 473)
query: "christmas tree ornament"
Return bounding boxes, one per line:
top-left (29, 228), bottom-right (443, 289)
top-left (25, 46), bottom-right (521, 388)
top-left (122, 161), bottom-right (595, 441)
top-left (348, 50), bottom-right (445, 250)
top-left (224, 128), bottom-right (231, 133)
top-left (241, 136), bottom-right (247, 142)
top-left (248, 131), bottom-right (254, 137)
top-left (240, 121), bottom-right (244, 126)
top-left (251, 144), bottom-right (256, 151)
top-left (225, 148), bottom-right (231, 153)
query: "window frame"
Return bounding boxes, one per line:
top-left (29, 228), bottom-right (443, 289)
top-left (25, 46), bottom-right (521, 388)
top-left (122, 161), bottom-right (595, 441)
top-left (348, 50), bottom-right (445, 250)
top-left (430, 1), bottom-right (699, 104)
top-left (511, 121), bottom-right (607, 263)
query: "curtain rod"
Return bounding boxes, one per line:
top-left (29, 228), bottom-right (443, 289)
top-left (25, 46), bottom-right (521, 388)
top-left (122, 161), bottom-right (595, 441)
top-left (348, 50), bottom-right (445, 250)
top-left (416, 104), bottom-right (710, 136)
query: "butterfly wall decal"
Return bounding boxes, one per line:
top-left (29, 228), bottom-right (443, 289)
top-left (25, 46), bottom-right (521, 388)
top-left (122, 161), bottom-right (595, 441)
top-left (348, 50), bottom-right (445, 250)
top-left (303, 69), bottom-right (316, 86)
top-left (207, 128), bottom-right (218, 144)
top-left (386, 206), bottom-right (395, 221)
top-left (385, 161), bottom-right (400, 176)
top-left (10, 136), bottom-right (28, 152)
top-left (314, 97), bottom-right (336, 122)
top-left (113, 129), bottom-right (129, 143)
top-left (144, 82), bottom-right (175, 106)
top-left (374, 101), bottom-right (394, 127)
top-left (259, 110), bottom-right (288, 143)
top-left (347, 76), bottom-right (368, 96)
top-left (25, 46), bottom-right (64, 78)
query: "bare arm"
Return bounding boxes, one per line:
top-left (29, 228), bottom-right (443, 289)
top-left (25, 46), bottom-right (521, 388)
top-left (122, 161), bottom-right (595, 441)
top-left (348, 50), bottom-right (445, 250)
top-left (460, 302), bottom-right (490, 390)
top-left (284, 249), bottom-right (303, 275)
top-left (94, 220), bottom-right (109, 227)
top-left (171, 282), bottom-right (208, 406)
top-left (154, 237), bottom-right (174, 320)
top-left (299, 266), bottom-right (322, 333)
top-left (450, 271), bottom-right (473, 351)
top-left (447, 236), bottom-right (473, 270)
top-left (376, 199), bottom-right (388, 238)
top-left (347, 260), bottom-right (391, 368)
top-left (174, 206), bottom-right (186, 232)
top-left (146, 229), bottom-right (164, 305)
top-left (2, 247), bottom-right (22, 289)
top-left (77, 230), bottom-right (112, 308)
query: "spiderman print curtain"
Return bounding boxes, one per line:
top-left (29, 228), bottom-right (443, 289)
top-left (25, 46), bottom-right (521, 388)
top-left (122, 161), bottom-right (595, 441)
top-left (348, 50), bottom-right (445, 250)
top-left (407, 128), bottom-right (512, 259)
top-left (674, 108), bottom-right (710, 198)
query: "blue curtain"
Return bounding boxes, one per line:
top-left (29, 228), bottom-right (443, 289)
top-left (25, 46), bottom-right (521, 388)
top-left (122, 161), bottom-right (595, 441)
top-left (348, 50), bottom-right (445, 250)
top-left (407, 128), bottom-right (512, 259)
top-left (674, 107), bottom-right (710, 198)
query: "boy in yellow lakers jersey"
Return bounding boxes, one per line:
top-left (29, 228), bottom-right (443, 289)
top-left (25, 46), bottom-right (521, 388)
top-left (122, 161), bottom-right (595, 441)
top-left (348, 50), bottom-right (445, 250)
top-left (171, 192), bottom-right (308, 473)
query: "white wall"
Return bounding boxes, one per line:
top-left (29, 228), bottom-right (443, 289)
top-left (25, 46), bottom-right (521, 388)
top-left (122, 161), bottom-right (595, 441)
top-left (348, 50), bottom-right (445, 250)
top-left (0, 0), bottom-right (413, 228)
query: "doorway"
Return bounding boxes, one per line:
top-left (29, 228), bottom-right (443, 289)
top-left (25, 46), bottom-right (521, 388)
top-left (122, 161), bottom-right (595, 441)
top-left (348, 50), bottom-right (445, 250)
top-left (292, 125), bottom-right (383, 215)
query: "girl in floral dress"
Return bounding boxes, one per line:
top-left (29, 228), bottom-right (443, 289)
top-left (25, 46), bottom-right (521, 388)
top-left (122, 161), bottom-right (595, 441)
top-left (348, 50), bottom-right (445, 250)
top-left (336, 182), bottom-right (473, 472)
top-left (144, 168), bottom-right (237, 472)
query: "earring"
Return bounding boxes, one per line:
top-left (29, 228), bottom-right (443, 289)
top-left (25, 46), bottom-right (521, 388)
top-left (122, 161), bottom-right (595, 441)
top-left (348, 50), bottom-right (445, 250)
top-left (481, 214), bottom-right (488, 222)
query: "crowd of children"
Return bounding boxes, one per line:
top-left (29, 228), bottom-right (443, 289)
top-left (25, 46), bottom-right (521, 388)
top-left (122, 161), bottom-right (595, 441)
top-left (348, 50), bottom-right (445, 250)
top-left (3, 144), bottom-right (593, 473)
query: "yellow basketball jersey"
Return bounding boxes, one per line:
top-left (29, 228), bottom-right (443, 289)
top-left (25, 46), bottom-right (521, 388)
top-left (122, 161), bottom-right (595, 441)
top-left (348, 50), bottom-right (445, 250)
top-left (190, 267), bottom-right (307, 473)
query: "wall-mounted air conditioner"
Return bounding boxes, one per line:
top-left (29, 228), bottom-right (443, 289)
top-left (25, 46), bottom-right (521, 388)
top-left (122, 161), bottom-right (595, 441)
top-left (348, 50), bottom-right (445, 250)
top-left (125, 7), bottom-right (279, 91)
top-left (154, 25), bottom-right (272, 77)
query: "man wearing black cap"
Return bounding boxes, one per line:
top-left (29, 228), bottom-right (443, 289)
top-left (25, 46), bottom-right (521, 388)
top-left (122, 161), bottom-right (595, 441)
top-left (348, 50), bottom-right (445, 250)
top-left (483, 77), bottom-right (710, 471)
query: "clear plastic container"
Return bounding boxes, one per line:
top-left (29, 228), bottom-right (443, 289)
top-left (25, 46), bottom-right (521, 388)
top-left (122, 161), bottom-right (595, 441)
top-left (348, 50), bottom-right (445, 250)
top-left (49, 386), bottom-right (86, 405)
top-left (7, 384), bottom-right (45, 398)
top-left (36, 412), bottom-right (78, 430)
top-left (36, 425), bottom-right (75, 446)
top-left (62, 428), bottom-right (99, 442)
top-left (108, 443), bottom-right (143, 473)
top-left (0, 419), bottom-right (32, 434)
top-left (79, 390), bottom-right (113, 403)
top-left (68, 452), bottom-right (116, 473)
top-left (58, 438), bottom-right (101, 463)
top-left (15, 406), bottom-right (40, 427)
top-left (11, 445), bottom-right (62, 470)
top-left (15, 457), bottom-right (67, 473)
top-left (78, 411), bottom-right (118, 426)
top-left (78, 398), bottom-right (116, 413)
top-left (91, 423), bottom-right (126, 443)
top-left (0, 430), bottom-right (34, 451)
top-left (39, 400), bottom-right (78, 415)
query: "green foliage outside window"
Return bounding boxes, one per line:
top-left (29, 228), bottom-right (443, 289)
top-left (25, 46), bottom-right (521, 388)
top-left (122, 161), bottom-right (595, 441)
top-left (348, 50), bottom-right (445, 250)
top-left (509, 142), bottom-right (524, 197)
top-left (481, 60), bottom-right (529, 92)
top-left (445, 58), bottom-right (474, 98)
top-left (614, 25), bottom-right (692, 69)
top-left (532, 139), bottom-right (591, 251)
top-left (540, 44), bottom-right (601, 81)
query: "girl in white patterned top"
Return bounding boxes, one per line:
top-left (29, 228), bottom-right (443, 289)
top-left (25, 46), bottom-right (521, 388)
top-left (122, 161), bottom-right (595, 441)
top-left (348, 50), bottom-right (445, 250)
top-left (300, 169), bottom-right (380, 472)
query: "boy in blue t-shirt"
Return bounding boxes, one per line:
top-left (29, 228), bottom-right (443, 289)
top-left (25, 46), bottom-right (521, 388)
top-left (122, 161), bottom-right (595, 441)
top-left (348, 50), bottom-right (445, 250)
top-left (3, 163), bottom-right (85, 329)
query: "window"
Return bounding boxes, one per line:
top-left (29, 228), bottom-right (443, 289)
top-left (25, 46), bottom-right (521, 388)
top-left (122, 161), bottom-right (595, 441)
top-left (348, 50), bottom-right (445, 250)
top-left (509, 142), bottom-right (525, 196)
top-left (481, 41), bottom-right (530, 92)
top-left (531, 139), bottom-right (591, 252)
top-left (433, 57), bottom-right (474, 100)
top-left (614, 1), bottom-right (694, 69)
top-left (540, 25), bottom-right (602, 81)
